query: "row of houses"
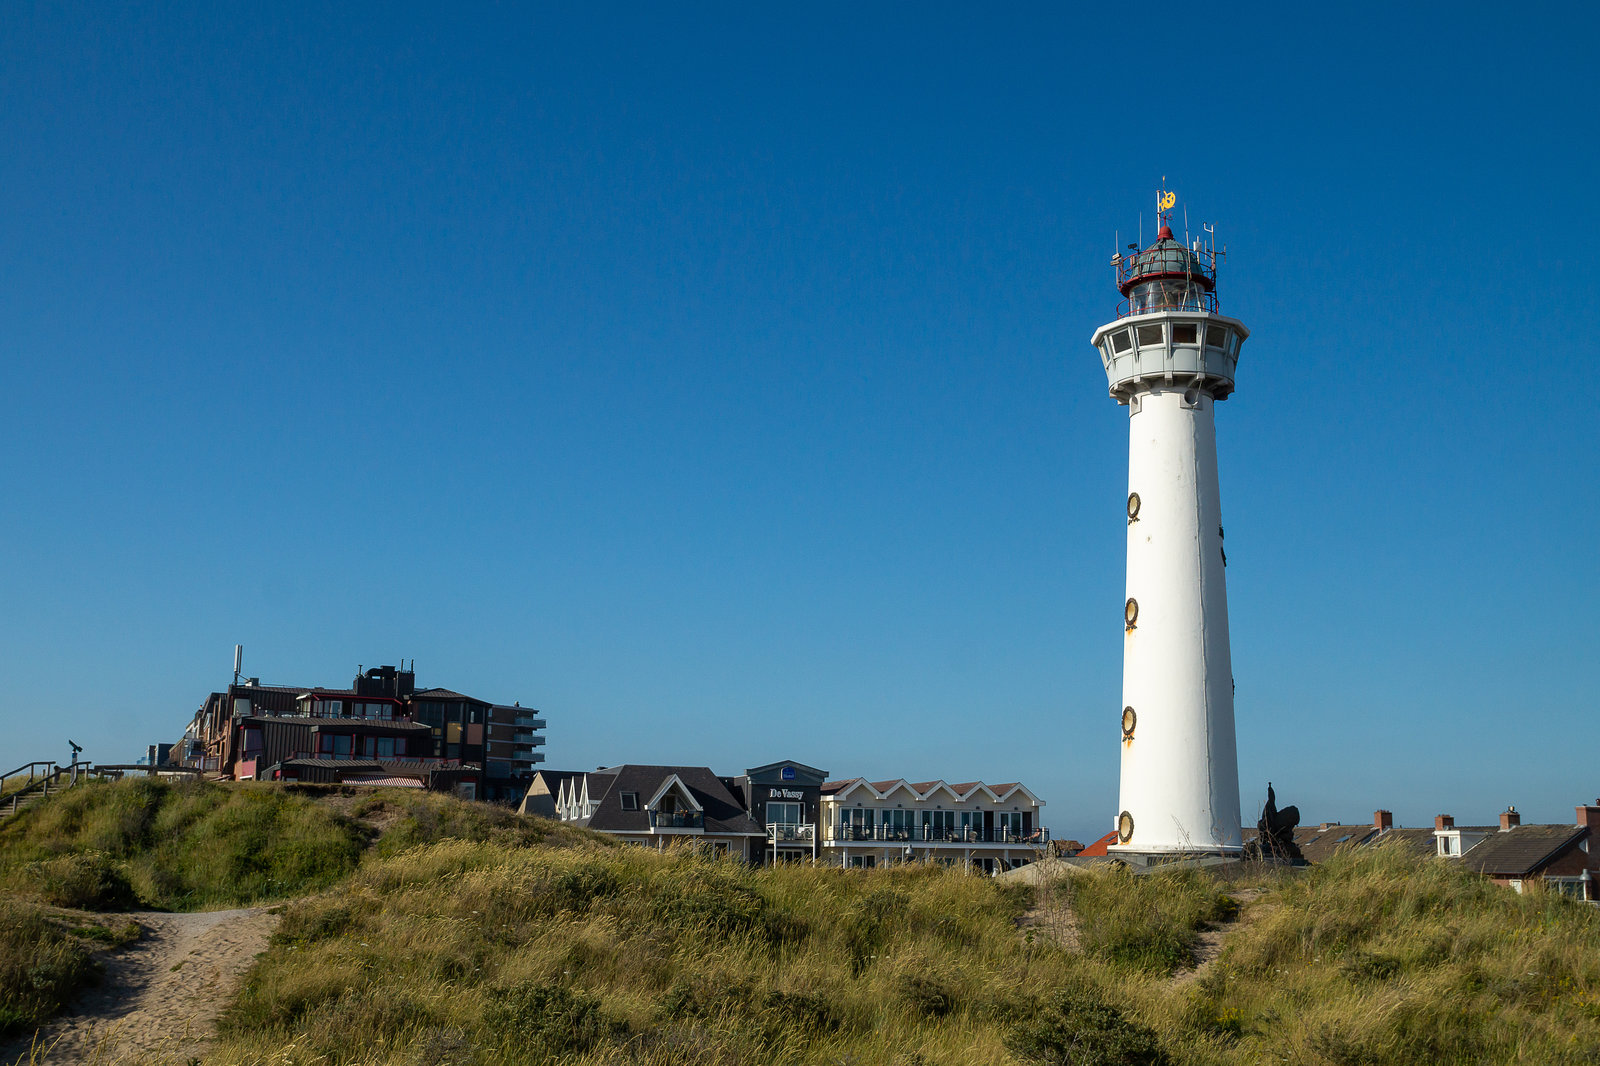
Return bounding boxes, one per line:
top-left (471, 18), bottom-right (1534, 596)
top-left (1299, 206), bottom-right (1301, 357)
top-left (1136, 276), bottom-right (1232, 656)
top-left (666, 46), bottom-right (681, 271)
top-left (522, 760), bottom-right (1050, 872)
top-left (173, 663), bottom-right (546, 804)
top-left (1280, 805), bottom-right (1600, 898)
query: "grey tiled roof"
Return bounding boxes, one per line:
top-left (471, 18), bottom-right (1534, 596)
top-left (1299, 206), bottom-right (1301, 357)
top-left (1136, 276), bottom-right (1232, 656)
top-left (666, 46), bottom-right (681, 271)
top-left (1462, 825), bottom-right (1588, 877)
top-left (579, 765), bottom-right (763, 836)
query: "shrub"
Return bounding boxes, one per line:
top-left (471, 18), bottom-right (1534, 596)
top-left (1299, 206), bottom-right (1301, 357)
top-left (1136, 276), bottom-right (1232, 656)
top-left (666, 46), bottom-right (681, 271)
top-left (896, 972), bottom-right (955, 1017)
top-left (1006, 988), bottom-right (1170, 1066)
top-left (24, 852), bottom-right (138, 910)
top-left (484, 982), bottom-right (619, 1060)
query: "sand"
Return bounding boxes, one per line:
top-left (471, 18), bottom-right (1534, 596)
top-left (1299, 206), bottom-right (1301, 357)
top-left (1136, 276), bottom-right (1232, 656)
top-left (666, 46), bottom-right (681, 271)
top-left (3, 906), bottom-right (279, 1066)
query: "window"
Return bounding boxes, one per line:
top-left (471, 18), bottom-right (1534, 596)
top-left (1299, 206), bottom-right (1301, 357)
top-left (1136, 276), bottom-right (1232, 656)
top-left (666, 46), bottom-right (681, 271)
top-left (1206, 325), bottom-right (1229, 349)
top-left (1136, 324), bottom-right (1163, 347)
top-left (323, 700), bottom-right (344, 717)
top-left (884, 809), bottom-right (914, 838)
top-left (768, 801), bottom-right (802, 827)
top-left (620, 792), bottom-right (639, 811)
top-left (923, 809), bottom-right (955, 839)
top-left (317, 734), bottom-right (353, 758)
top-left (1172, 323), bottom-right (1198, 344)
top-left (849, 855), bottom-right (876, 869)
top-left (999, 811), bottom-right (1027, 838)
top-left (1110, 330), bottom-right (1133, 353)
top-left (838, 807), bottom-right (873, 840)
top-left (376, 737), bottom-right (396, 759)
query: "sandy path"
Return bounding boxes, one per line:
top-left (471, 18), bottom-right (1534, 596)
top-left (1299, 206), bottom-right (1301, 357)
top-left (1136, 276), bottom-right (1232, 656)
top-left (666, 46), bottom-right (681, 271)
top-left (3, 907), bottom-right (279, 1066)
top-left (1171, 887), bottom-right (1265, 984)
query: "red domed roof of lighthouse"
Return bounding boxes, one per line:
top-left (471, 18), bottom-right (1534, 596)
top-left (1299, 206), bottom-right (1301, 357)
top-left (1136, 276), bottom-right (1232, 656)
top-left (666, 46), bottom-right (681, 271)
top-left (1118, 225), bottom-right (1214, 296)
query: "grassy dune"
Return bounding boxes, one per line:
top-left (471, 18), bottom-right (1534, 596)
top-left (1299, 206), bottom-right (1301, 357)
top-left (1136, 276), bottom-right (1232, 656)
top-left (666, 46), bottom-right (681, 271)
top-left (0, 777), bottom-right (593, 911)
top-left (7, 781), bottom-right (1600, 1065)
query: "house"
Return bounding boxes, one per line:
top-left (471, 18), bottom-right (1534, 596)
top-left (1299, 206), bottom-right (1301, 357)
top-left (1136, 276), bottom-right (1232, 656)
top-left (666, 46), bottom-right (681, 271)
top-left (1456, 805), bottom-right (1597, 899)
top-left (729, 760), bottom-right (831, 865)
top-left (1264, 805), bottom-right (1600, 900)
top-left (819, 777), bottom-right (1048, 872)
top-left (176, 662), bottom-right (545, 800)
top-left (546, 765), bottom-right (767, 859)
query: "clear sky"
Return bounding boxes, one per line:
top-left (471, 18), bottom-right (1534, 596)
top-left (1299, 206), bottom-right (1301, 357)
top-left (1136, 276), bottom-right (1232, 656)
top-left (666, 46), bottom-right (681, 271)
top-left (3, 3), bottom-right (1596, 844)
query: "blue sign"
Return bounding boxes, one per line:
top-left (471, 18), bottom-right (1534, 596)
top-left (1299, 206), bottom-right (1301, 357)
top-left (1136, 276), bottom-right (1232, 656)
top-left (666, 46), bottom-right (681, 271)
top-left (781, 766), bottom-right (795, 781)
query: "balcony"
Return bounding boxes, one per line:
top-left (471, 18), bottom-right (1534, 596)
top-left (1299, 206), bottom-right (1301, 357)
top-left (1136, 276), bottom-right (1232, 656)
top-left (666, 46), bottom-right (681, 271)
top-left (514, 715), bottom-right (546, 729)
top-left (827, 824), bottom-right (1048, 846)
top-left (512, 732), bottom-right (546, 746)
top-left (768, 822), bottom-right (815, 844)
top-left (649, 810), bottom-right (704, 831)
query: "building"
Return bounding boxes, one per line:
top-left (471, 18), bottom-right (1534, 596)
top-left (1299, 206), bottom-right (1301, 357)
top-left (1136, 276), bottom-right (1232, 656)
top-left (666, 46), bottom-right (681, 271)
top-left (1089, 190), bottom-right (1249, 857)
top-left (1265, 806), bottom-right (1600, 899)
top-left (526, 763), bottom-right (1051, 872)
top-left (731, 760), bottom-right (830, 865)
top-left (1454, 806), bottom-right (1598, 898)
top-left (176, 661), bottom-right (545, 800)
top-left (540, 765), bottom-right (766, 858)
top-left (819, 777), bottom-right (1047, 873)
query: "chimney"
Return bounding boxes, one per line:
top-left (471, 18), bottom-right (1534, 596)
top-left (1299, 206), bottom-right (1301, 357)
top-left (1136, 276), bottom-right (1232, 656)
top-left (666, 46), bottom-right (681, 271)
top-left (1374, 809), bottom-right (1393, 831)
top-left (1434, 814), bottom-right (1454, 831)
top-left (1500, 806), bottom-right (1521, 831)
top-left (1577, 802), bottom-right (1600, 829)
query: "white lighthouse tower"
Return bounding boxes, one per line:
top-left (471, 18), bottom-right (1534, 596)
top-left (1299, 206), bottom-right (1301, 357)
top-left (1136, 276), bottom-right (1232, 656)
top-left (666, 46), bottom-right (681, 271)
top-left (1090, 191), bottom-right (1247, 856)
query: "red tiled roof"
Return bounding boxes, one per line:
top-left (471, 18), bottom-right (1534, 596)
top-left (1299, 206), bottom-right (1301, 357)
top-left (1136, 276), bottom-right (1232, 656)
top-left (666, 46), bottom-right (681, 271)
top-left (1077, 830), bottom-right (1120, 857)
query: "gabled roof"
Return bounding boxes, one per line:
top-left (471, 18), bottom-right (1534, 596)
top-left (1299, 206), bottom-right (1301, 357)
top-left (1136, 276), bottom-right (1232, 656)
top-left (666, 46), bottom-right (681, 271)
top-left (646, 773), bottom-right (704, 813)
top-left (1462, 825), bottom-right (1589, 878)
top-left (579, 765), bottom-right (763, 837)
top-left (744, 759), bottom-right (830, 779)
top-left (1370, 827), bottom-right (1439, 859)
top-left (1289, 824), bottom-right (1382, 863)
top-left (820, 776), bottom-right (1041, 805)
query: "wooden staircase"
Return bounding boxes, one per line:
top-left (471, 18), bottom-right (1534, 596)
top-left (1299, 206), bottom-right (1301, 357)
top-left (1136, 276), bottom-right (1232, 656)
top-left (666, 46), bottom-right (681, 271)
top-left (0, 761), bottom-right (120, 819)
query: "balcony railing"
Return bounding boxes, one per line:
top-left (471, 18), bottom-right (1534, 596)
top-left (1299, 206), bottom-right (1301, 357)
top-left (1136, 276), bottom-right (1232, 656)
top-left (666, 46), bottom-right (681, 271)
top-left (827, 824), bottom-right (1048, 846)
top-left (512, 733), bottom-right (546, 746)
top-left (768, 822), bottom-right (815, 843)
top-left (650, 810), bottom-right (704, 830)
top-left (286, 751), bottom-right (463, 769)
top-left (514, 715), bottom-right (546, 729)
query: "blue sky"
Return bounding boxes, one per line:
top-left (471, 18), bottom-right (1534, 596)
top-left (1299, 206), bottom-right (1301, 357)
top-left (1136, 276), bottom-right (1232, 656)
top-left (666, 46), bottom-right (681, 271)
top-left (3, 3), bottom-right (1596, 843)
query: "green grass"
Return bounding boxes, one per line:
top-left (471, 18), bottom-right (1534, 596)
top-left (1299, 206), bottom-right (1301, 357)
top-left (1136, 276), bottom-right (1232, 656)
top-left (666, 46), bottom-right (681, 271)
top-left (0, 777), bottom-right (365, 910)
top-left (10, 783), bottom-right (1600, 1065)
top-left (209, 842), bottom-right (1211, 1066)
top-left (0, 778), bottom-right (596, 912)
top-left (0, 901), bottom-right (137, 1038)
top-left (1183, 841), bottom-right (1600, 1064)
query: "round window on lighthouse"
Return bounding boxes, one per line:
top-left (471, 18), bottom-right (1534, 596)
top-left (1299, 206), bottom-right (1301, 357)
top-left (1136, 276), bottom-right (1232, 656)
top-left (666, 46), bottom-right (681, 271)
top-left (1126, 492), bottom-right (1140, 521)
top-left (1124, 598), bottom-right (1139, 629)
top-left (1117, 810), bottom-right (1135, 844)
top-left (1121, 706), bottom-right (1136, 737)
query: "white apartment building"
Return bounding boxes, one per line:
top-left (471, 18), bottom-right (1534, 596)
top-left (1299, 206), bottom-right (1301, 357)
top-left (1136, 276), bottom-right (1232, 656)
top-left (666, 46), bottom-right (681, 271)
top-left (821, 777), bottom-right (1047, 873)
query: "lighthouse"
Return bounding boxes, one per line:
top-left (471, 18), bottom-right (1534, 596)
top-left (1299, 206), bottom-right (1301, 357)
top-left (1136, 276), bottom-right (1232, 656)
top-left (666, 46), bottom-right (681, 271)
top-left (1090, 191), bottom-right (1247, 856)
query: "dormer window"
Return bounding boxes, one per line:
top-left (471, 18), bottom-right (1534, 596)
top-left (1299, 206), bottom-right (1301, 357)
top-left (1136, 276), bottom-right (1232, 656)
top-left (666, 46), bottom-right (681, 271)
top-left (620, 792), bottom-right (639, 811)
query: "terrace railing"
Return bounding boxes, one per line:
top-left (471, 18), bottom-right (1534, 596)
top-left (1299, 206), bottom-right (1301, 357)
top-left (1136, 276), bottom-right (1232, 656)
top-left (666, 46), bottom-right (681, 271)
top-left (827, 824), bottom-right (1048, 846)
